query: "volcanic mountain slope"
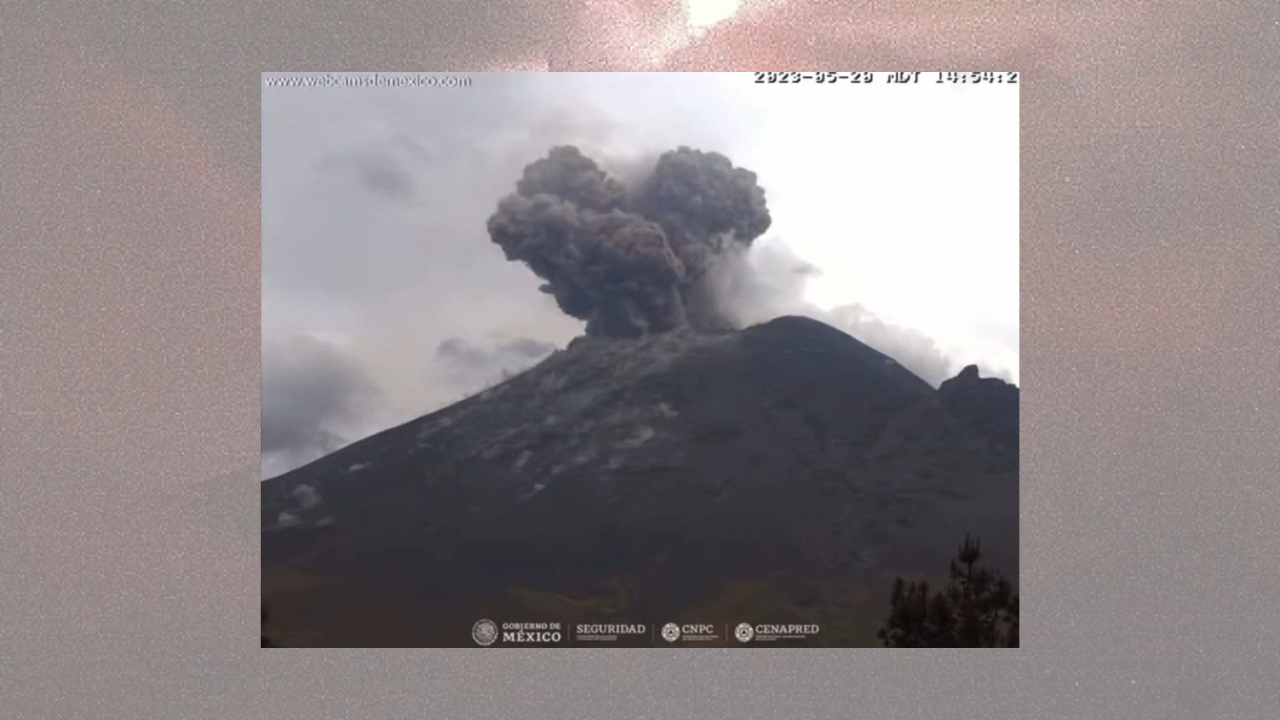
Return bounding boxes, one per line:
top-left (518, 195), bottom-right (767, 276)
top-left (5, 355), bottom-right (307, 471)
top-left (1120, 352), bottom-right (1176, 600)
top-left (939, 363), bottom-right (1020, 455)
top-left (262, 316), bottom-right (1018, 646)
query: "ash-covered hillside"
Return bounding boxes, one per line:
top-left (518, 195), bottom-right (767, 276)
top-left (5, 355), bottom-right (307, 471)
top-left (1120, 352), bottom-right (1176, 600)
top-left (262, 315), bottom-right (1018, 646)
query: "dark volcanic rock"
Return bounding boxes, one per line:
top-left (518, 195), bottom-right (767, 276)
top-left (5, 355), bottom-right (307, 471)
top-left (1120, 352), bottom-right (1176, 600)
top-left (262, 316), bottom-right (1018, 646)
top-left (938, 364), bottom-right (1020, 455)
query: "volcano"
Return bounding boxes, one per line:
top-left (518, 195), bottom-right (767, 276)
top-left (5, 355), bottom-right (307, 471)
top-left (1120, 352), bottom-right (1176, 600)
top-left (262, 316), bottom-right (1018, 647)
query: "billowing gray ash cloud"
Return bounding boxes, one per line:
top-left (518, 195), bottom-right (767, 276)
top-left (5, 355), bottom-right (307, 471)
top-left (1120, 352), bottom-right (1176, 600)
top-left (486, 145), bottom-right (771, 337)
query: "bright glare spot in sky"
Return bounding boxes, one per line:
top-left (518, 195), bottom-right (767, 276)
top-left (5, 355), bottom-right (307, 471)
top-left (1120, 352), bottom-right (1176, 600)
top-left (687, 0), bottom-right (742, 31)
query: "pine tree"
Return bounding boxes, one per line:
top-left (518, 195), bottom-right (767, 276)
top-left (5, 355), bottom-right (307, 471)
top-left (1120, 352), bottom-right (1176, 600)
top-left (878, 534), bottom-right (1018, 647)
top-left (262, 603), bottom-right (277, 647)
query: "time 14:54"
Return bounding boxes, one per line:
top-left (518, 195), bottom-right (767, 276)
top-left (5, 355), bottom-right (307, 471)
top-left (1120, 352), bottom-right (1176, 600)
top-left (937, 72), bottom-right (1019, 84)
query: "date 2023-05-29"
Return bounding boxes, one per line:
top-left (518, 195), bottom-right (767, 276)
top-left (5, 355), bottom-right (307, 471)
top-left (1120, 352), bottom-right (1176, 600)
top-left (753, 72), bottom-right (1019, 84)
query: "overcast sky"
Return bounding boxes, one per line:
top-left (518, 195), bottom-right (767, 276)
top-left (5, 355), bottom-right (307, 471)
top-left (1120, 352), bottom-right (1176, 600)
top-left (262, 72), bottom-right (1018, 478)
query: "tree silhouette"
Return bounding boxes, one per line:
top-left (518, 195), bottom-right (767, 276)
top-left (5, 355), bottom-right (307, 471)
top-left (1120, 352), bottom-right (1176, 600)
top-left (262, 603), bottom-right (277, 647)
top-left (878, 534), bottom-right (1018, 647)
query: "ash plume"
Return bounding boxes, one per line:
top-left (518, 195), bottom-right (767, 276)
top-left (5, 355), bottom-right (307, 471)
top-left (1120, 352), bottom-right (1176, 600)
top-left (487, 145), bottom-right (771, 337)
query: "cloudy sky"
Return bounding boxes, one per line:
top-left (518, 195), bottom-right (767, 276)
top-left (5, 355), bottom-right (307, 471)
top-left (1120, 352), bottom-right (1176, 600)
top-left (262, 72), bottom-right (1018, 477)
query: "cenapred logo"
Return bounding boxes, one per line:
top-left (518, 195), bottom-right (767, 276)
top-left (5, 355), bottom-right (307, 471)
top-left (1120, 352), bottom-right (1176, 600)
top-left (472, 619), bottom-right (499, 646)
top-left (661, 623), bottom-right (681, 643)
top-left (734, 623), bottom-right (820, 643)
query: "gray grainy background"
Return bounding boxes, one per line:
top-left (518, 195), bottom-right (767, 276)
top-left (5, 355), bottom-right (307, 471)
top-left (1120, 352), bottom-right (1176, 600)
top-left (3, 1), bottom-right (1279, 718)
